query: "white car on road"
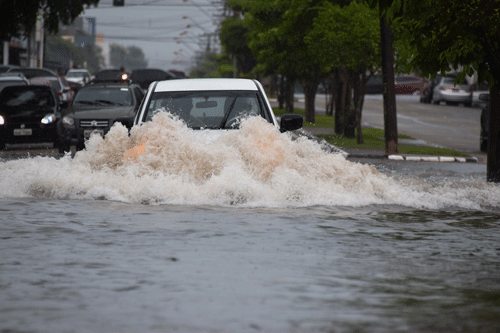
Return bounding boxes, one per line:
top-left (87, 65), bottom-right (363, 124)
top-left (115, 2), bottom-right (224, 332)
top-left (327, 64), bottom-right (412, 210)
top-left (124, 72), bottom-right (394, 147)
top-left (133, 78), bottom-right (303, 134)
top-left (65, 69), bottom-right (91, 86)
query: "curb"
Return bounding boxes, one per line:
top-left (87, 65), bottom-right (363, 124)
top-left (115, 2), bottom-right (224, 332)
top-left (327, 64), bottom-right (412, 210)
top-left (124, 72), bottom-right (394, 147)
top-left (294, 129), bottom-right (478, 163)
top-left (346, 154), bottom-right (478, 163)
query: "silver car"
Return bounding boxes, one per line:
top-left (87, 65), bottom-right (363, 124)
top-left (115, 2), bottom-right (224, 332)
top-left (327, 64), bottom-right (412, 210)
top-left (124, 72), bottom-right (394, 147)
top-left (432, 76), bottom-right (473, 106)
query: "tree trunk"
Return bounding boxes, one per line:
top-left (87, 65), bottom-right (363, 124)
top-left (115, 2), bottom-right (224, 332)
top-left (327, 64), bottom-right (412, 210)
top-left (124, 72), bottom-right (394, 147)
top-left (479, 34), bottom-right (500, 182)
top-left (327, 75), bottom-right (335, 116)
top-left (335, 68), bottom-right (347, 135)
top-left (380, 11), bottom-right (398, 154)
top-left (285, 77), bottom-right (294, 113)
top-left (488, 85), bottom-right (500, 182)
top-left (304, 80), bottom-right (318, 124)
top-left (278, 75), bottom-right (285, 109)
top-left (344, 70), bottom-right (356, 139)
top-left (353, 70), bottom-right (367, 144)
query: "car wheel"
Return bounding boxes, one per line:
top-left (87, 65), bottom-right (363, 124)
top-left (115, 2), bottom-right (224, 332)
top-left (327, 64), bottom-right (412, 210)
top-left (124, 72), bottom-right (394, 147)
top-left (432, 98), bottom-right (440, 105)
top-left (465, 100), bottom-right (472, 107)
top-left (0, 142), bottom-right (5, 150)
top-left (57, 141), bottom-right (70, 154)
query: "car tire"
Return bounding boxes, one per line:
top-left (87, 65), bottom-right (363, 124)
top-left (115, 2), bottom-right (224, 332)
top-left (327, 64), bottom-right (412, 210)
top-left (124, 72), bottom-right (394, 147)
top-left (58, 141), bottom-right (70, 154)
top-left (432, 98), bottom-right (440, 105)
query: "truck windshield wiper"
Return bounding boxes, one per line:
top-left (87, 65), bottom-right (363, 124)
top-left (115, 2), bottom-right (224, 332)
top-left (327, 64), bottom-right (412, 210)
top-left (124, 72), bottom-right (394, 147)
top-left (95, 99), bottom-right (117, 105)
top-left (75, 100), bottom-right (98, 105)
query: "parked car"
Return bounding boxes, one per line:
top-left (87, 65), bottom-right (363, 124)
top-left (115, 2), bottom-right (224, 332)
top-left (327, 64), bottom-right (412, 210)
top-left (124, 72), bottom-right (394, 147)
top-left (394, 75), bottom-right (427, 95)
top-left (0, 72), bottom-right (29, 93)
top-left (7, 67), bottom-right (58, 79)
top-left (0, 85), bottom-right (61, 150)
top-left (29, 76), bottom-right (75, 107)
top-left (132, 78), bottom-right (303, 141)
top-left (365, 76), bottom-right (384, 94)
top-left (65, 69), bottom-right (91, 86)
top-left (92, 69), bottom-right (130, 83)
top-left (131, 68), bottom-right (176, 91)
top-left (57, 80), bottom-right (145, 152)
top-left (431, 76), bottom-right (473, 106)
top-left (420, 75), bottom-right (442, 103)
top-left (479, 93), bottom-right (489, 152)
top-left (0, 64), bottom-right (20, 73)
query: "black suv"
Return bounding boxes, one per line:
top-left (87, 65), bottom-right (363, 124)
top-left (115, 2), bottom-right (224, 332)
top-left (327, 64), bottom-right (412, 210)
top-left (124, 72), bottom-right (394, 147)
top-left (57, 77), bottom-right (144, 152)
top-left (0, 85), bottom-right (61, 150)
top-left (131, 68), bottom-right (176, 90)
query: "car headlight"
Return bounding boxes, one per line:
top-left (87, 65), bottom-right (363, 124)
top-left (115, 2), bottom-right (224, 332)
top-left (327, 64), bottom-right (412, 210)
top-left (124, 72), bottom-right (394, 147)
top-left (0, 115), bottom-right (4, 125)
top-left (41, 114), bottom-right (57, 124)
top-left (62, 116), bottom-right (75, 128)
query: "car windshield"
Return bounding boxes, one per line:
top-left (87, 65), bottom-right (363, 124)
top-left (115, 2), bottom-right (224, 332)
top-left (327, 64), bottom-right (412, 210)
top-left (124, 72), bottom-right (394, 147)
top-left (67, 72), bottom-right (86, 78)
top-left (143, 91), bottom-right (267, 129)
top-left (73, 87), bottom-right (132, 107)
top-left (0, 87), bottom-right (55, 110)
top-left (0, 80), bottom-right (27, 93)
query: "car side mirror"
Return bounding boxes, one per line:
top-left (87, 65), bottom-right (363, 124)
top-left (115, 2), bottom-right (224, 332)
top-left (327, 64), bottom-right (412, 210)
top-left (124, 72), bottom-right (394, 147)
top-left (280, 114), bottom-right (303, 133)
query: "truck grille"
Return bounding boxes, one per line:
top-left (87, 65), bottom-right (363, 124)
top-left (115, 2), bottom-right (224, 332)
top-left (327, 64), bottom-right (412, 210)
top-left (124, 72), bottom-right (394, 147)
top-left (80, 120), bottom-right (109, 128)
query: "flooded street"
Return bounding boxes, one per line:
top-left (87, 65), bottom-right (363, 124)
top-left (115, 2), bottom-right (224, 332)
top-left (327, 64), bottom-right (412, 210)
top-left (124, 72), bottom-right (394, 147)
top-left (1, 116), bottom-right (500, 332)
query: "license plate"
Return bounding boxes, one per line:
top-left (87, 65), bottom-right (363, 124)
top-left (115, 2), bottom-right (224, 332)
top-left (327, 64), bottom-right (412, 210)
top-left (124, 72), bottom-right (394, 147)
top-left (84, 129), bottom-right (104, 139)
top-left (14, 128), bottom-right (32, 136)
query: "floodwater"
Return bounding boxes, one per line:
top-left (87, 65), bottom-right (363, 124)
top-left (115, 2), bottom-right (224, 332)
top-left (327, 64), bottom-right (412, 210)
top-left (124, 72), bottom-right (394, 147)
top-left (1, 115), bottom-right (499, 333)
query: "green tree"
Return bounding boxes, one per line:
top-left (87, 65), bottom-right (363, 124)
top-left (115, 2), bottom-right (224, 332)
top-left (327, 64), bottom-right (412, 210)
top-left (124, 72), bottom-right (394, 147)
top-left (219, 17), bottom-right (256, 75)
top-left (306, 1), bottom-right (381, 142)
top-left (0, 0), bottom-right (99, 41)
top-left (227, 0), bottom-right (297, 113)
top-left (395, 0), bottom-right (500, 181)
top-left (189, 51), bottom-right (234, 78)
top-left (229, 0), bottom-right (329, 122)
top-left (45, 35), bottom-right (103, 73)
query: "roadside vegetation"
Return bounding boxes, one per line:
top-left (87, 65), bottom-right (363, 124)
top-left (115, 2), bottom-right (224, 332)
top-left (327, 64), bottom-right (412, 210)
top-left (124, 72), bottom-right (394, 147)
top-left (273, 107), bottom-right (470, 157)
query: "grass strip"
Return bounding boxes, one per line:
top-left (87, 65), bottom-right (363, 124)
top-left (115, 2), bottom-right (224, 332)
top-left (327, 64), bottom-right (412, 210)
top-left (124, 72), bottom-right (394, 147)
top-left (273, 107), bottom-right (470, 157)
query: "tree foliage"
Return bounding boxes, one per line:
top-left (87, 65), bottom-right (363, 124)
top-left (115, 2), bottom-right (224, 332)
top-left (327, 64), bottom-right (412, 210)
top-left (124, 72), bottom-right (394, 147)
top-left (219, 17), bottom-right (256, 75)
top-left (189, 51), bottom-right (234, 78)
top-left (395, 0), bottom-right (500, 88)
top-left (45, 35), bottom-right (103, 74)
top-left (306, 2), bottom-right (380, 75)
top-left (0, 0), bottom-right (100, 41)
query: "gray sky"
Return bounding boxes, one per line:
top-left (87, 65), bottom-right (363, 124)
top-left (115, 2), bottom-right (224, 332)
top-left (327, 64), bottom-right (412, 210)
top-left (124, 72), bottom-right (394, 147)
top-left (81, 0), bottom-right (225, 73)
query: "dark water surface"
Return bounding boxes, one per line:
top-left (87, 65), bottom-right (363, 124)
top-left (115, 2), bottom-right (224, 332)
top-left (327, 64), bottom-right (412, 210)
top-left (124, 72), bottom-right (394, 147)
top-left (1, 117), bottom-right (500, 332)
top-left (1, 200), bottom-right (499, 333)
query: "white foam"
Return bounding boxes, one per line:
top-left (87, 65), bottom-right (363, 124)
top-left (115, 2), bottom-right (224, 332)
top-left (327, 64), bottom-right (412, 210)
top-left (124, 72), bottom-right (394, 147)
top-left (0, 113), bottom-right (498, 209)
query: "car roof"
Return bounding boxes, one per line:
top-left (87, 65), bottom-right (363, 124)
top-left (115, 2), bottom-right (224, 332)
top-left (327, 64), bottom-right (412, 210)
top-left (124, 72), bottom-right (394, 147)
top-left (153, 78), bottom-right (258, 92)
top-left (0, 84), bottom-right (52, 94)
top-left (0, 76), bottom-right (26, 81)
top-left (83, 82), bottom-right (138, 89)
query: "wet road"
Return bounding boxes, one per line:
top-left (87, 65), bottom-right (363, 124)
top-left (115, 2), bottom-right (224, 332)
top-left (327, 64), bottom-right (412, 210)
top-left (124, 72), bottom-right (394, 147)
top-left (1, 114), bottom-right (499, 333)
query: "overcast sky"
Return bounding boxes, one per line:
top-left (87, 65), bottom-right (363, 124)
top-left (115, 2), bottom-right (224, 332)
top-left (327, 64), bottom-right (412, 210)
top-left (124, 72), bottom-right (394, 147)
top-left (81, 0), bottom-right (225, 73)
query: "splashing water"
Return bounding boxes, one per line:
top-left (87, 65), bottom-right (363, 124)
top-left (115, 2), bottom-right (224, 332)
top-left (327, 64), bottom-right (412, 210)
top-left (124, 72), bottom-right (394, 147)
top-left (0, 113), bottom-right (498, 208)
